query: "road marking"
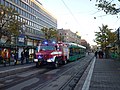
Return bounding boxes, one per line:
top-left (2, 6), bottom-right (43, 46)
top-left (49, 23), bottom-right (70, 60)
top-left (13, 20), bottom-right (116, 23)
top-left (82, 57), bottom-right (96, 90)
top-left (0, 65), bottom-right (35, 73)
top-left (6, 78), bottom-right (39, 90)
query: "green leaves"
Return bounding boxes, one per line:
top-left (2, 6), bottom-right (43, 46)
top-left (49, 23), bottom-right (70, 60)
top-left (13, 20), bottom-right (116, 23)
top-left (41, 27), bottom-right (58, 41)
top-left (93, 0), bottom-right (119, 15)
top-left (95, 24), bottom-right (117, 50)
top-left (0, 4), bottom-right (22, 43)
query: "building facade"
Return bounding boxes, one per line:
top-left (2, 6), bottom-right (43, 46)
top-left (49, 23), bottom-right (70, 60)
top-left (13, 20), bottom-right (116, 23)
top-left (0, 0), bottom-right (57, 61)
top-left (58, 28), bottom-right (81, 44)
top-left (80, 39), bottom-right (91, 51)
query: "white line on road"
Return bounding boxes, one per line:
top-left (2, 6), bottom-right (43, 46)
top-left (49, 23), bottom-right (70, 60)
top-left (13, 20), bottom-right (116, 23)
top-left (82, 57), bottom-right (96, 90)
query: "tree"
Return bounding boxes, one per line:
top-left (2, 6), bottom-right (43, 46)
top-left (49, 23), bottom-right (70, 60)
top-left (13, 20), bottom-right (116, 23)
top-left (95, 24), bottom-right (117, 58)
top-left (0, 5), bottom-right (22, 43)
top-left (91, 0), bottom-right (120, 15)
top-left (95, 24), bottom-right (117, 50)
top-left (41, 27), bottom-right (58, 41)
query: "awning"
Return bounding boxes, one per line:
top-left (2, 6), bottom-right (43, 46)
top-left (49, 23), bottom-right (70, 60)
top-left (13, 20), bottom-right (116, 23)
top-left (0, 43), bottom-right (36, 49)
top-left (27, 36), bottom-right (43, 40)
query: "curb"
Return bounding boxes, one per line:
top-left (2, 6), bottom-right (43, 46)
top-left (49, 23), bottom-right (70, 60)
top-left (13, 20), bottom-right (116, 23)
top-left (74, 57), bottom-right (95, 90)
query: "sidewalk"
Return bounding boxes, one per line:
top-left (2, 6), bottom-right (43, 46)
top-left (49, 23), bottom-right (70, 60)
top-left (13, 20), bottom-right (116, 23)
top-left (89, 58), bottom-right (120, 90)
top-left (75, 56), bottom-right (120, 90)
top-left (0, 63), bottom-right (35, 78)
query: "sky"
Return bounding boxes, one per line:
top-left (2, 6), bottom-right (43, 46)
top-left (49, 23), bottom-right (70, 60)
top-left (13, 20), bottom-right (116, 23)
top-left (39, 0), bottom-right (120, 45)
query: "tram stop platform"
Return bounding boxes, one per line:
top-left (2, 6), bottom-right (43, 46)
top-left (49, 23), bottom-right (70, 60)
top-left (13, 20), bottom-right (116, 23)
top-left (75, 57), bottom-right (120, 90)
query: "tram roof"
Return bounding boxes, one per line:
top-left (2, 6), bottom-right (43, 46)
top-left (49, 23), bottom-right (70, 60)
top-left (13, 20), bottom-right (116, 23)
top-left (64, 42), bottom-right (86, 49)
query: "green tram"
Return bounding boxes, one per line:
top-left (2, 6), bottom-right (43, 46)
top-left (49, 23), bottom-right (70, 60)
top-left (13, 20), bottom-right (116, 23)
top-left (67, 43), bottom-right (86, 61)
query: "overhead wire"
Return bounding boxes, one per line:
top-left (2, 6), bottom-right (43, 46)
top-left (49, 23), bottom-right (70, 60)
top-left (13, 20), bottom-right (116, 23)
top-left (60, 0), bottom-right (80, 26)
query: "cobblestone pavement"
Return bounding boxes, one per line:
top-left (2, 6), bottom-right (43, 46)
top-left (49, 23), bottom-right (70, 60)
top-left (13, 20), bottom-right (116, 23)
top-left (89, 58), bottom-right (120, 90)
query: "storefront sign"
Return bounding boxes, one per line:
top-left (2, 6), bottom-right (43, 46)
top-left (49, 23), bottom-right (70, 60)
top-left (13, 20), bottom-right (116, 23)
top-left (18, 37), bottom-right (24, 42)
top-left (18, 34), bottom-right (25, 45)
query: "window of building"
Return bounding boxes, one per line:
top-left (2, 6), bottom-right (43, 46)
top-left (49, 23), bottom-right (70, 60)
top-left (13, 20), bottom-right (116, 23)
top-left (29, 21), bottom-right (31, 26)
top-left (20, 17), bottom-right (23, 22)
top-left (29, 28), bottom-right (32, 33)
top-left (15, 6), bottom-right (18, 12)
top-left (12, 5), bottom-right (15, 9)
top-left (26, 27), bottom-right (28, 32)
top-left (18, 0), bottom-right (21, 6)
top-left (0, 0), bottom-right (5, 5)
top-left (15, 15), bottom-right (18, 20)
top-left (5, 1), bottom-right (9, 7)
top-left (9, 3), bottom-right (12, 8)
top-left (14, 0), bottom-right (18, 4)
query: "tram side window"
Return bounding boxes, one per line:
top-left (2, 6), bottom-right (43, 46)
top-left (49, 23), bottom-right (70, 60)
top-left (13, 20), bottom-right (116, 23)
top-left (76, 48), bottom-right (79, 54)
top-left (75, 48), bottom-right (77, 54)
top-left (69, 48), bottom-right (74, 56)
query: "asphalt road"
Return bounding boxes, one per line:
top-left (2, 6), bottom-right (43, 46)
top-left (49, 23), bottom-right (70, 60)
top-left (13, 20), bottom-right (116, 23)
top-left (0, 54), bottom-right (94, 90)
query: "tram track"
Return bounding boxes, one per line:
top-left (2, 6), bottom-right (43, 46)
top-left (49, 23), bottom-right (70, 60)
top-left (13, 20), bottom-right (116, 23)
top-left (59, 58), bottom-right (92, 90)
top-left (0, 67), bottom-right (49, 89)
top-left (31, 55), bottom-right (94, 90)
top-left (0, 55), bottom-right (94, 90)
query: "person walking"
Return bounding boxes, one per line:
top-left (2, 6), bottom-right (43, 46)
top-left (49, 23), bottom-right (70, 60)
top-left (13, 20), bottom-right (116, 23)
top-left (14, 52), bottom-right (18, 65)
top-left (98, 51), bottom-right (104, 59)
top-left (101, 51), bottom-right (104, 58)
top-left (25, 50), bottom-right (29, 64)
top-left (21, 51), bottom-right (24, 64)
top-left (95, 51), bottom-right (98, 58)
top-left (11, 51), bottom-right (15, 65)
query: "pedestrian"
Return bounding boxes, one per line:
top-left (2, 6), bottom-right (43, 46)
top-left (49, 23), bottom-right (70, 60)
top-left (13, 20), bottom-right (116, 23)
top-left (14, 52), bottom-right (18, 65)
top-left (95, 51), bottom-right (98, 58)
top-left (21, 51), bottom-right (24, 64)
top-left (0, 50), bottom-right (3, 64)
top-left (25, 50), bottom-right (29, 64)
top-left (11, 51), bottom-right (15, 65)
top-left (101, 51), bottom-right (104, 58)
top-left (3, 49), bottom-right (8, 67)
top-left (98, 51), bottom-right (104, 59)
